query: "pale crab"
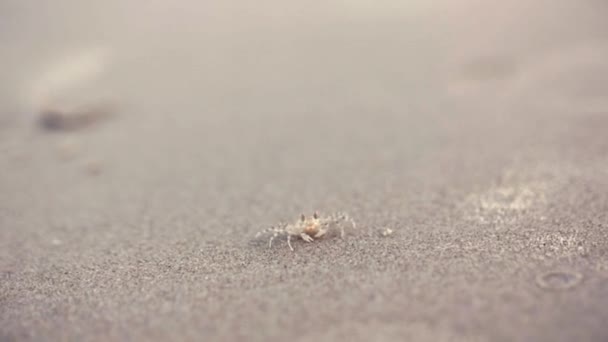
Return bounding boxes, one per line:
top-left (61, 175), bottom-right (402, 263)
top-left (256, 212), bottom-right (356, 251)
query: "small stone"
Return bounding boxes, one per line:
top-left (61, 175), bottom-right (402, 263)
top-left (381, 228), bottom-right (394, 237)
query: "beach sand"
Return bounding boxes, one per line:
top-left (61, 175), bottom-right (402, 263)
top-left (1, 1), bottom-right (608, 341)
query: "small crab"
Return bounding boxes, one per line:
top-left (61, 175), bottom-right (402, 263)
top-left (256, 212), bottom-right (356, 251)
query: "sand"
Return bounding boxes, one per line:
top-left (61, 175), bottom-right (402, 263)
top-left (1, 1), bottom-right (608, 341)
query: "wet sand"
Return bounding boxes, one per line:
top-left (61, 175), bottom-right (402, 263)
top-left (1, 1), bottom-right (608, 341)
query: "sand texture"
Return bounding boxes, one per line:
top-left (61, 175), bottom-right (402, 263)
top-left (1, 1), bottom-right (608, 341)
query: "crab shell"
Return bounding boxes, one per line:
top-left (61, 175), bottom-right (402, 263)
top-left (302, 218), bottom-right (322, 237)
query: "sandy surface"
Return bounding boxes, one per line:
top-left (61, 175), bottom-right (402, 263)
top-left (1, 1), bottom-right (608, 341)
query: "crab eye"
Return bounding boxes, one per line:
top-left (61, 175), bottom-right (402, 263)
top-left (300, 214), bottom-right (306, 221)
top-left (313, 212), bottom-right (318, 219)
